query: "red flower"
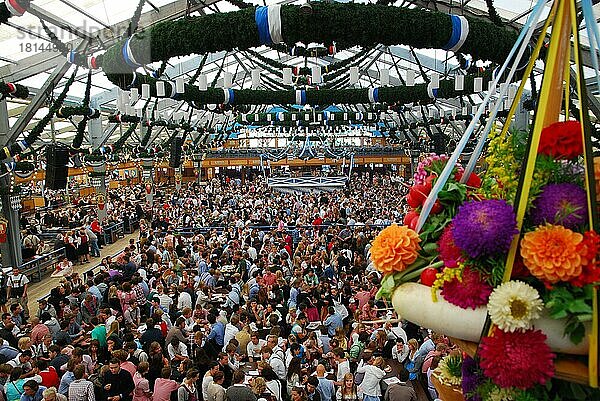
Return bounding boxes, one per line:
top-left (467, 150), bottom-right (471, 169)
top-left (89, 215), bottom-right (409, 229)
top-left (510, 253), bottom-right (530, 279)
top-left (455, 172), bottom-right (482, 188)
top-left (441, 266), bottom-right (492, 309)
top-left (404, 210), bottom-right (419, 230)
top-left (437, 225), bottom-right (463, 268)
top-left (480, 328), bottom-right (555, 389)
top-left (571, 231), bottom-right (600, 287)
top-left (406, 182), bottom-right (432, 208)
top-left (538, 120), bottom-right (583, 159)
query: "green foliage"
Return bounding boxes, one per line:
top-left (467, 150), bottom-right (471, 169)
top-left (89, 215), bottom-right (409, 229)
top-left (0, 82), bottom-right (29, 100)
top-left (443, 355), bottom-right (463, 378)
top-left (543, 284), bottom-right (594, 344)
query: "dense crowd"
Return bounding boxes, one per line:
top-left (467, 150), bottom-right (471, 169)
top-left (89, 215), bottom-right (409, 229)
top-left (0, 172), bottom-right (454, 401)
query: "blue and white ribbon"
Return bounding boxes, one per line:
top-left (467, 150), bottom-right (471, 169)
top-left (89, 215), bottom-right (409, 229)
top-left (427, 82), bottom-right (438, 98)
top-left (222, 88), bottom-right (234, 105)
top-left (17, 140), bottom-right (28, 151)
top-left (122, 36), bottom-right (142, 69)
top-left (367, 88), bottom-right (380, 103)
top-left (442, 15), bottom-right (469, 53)
top-left (295, 89), bottom-right (307, 105)
top-left (277, 112), bottom-right (285, 122)
top-left (4, 161), bottom-right (15, 172)
top-left (67, 50), bottom-right (76, 64)
top-left (255, 5), bottom-right (283, 45)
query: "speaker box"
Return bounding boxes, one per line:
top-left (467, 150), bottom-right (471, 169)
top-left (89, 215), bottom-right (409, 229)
top-left (169, 137), bottom-right (183, 168)
top-left (45, 145), bottom-right (69, 190)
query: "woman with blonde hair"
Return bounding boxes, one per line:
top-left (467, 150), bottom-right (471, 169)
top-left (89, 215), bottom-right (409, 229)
top-left (336, 373), bottom-right (358, 401)
top-left (405, 338), bottom-right (424, 381)
top-left (355, 356), bottom-right (386, 401)
top-left (18, 336), bottom-right (32, 352)
top-left (334, 327), bottom-right (348, 351)
top-left (250, 376), bottom-right (267, 397)
top-left (42, 386), bottom-right (67, 401)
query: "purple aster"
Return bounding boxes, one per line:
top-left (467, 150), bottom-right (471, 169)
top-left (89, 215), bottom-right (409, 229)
top-left (451, 200), bottom-right (518, 258)
top-left (461, 356), bottom-right (483, 401)
top-left (531, 183), bottom-right (588, 230)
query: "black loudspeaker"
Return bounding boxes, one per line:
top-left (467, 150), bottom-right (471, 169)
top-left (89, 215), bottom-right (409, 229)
top-left (169, 137), bottom-right (183, 168)
top-left (45, 145), bottom-right (69, 190)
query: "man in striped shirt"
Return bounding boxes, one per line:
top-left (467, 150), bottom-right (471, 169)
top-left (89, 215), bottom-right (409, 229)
top-left (68, 365), bottom-right (95, 401)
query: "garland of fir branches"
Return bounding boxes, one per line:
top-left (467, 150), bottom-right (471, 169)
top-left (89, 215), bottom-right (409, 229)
top-left (107, 69), bottom-right (493, 106)
top-left (244, 47), bottom-right (372, 78)
top-left (72, 70), bottom-right (93, 149)
top-left (0, 81), bottom-right (29, 100)
top-left (1, 69), bottom-right (78, 161)
top-left (97, 4), bottom-right (517, 84)
top-left (56, 106), bottom-right (101, 119)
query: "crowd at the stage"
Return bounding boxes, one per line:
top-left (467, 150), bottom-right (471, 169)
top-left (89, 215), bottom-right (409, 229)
top-left (0, 173), bottom-right (456, 401)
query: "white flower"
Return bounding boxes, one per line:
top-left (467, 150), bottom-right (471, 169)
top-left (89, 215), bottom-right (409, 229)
top-left (487, 280), bottom-right (543, 332)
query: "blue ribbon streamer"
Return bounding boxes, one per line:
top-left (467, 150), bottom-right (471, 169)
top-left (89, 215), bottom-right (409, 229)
top-left (255, 6), bottom-right (272, 45)
top-left (67, 51), bottom-right (76, 64)
top-left (442, 15), bottom-right (462, 51)
top-left (301, 90), bottom-right (306, 105)
top-left (416, 0), bottom-right (547, 233)
top-left (373, 88), bottom-right (379, 102)
top-left (228, 89), bottom-right (235, 105)
top-left (122, 37), bottom-right (140, 69)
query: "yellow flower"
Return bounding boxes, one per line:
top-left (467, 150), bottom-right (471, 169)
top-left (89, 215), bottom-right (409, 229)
top-left (370, 224), bottom-right (420, 274)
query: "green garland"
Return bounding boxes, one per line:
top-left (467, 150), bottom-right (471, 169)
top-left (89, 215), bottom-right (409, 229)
top-left (72, 70), bottom-right (93, 149)
top-left (112, 121), bottom-right (139, 151)
top-left (0, 81), bottom-right (29, 100)
top-left (108, 69), bottom-right (492, 106)
top-left (236, 110), bottom-right (380, 125)
top-left (244, 47), bottom-right (372, 79)
top-left (56, 106), bottom-right (101, 119)
top-left (2, 69), bottom-right (78, 161)
top-left (99, 4), bottom-right (517, 79)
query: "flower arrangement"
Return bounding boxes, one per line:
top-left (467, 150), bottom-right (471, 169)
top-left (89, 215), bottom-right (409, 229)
top-left (373, 119), bottom-right (600, 399)
top-left (435, 353), bottom-right (464, 387)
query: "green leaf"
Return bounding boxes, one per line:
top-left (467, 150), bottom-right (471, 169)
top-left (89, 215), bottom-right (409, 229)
top-left (566, 321), bottom-right (586, 344)
top-left (549, 309), bottom-right (568, 319)
top-left (567, 299), bottom-right (593, 314)
top-left (381, 274), bottom-right (396, 291)
top-left (422, 242), bottom-right (438, 254)
top-left (576, 314), bottom-right (593, 322)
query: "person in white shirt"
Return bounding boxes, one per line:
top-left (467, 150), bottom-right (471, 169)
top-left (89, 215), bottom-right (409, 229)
top-left (223, 315), bottom-right (240, 352)
top-left (202, 362), bottom-right (220, 401)
top-left (167, 337), bottom-right (189, 362)
top-left (246, 333), bottom-right (266, 362)
top-left (263, 346), bottom-right (286, 381)
top-left (355, 357), bottom-right (386, 401)
top-left (177, 287), bottom-right (193, 310)
top-left (332, 348), bottom-right (350, 386)
top-left (391, 338), bottom-right (409, 364)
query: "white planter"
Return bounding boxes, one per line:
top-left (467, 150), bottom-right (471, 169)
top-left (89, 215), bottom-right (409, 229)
top-left (391, 282), bottom-right (590, 355)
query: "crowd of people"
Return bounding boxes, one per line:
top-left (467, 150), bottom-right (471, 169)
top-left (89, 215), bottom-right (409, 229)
top-left (0, 172), bottom-right (455, 401)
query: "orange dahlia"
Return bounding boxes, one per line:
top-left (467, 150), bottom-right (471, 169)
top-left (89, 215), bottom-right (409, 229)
top-left (371, 224), bottom-right (421, 274)
top-left (520, 224), bottom-right (584, 283)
